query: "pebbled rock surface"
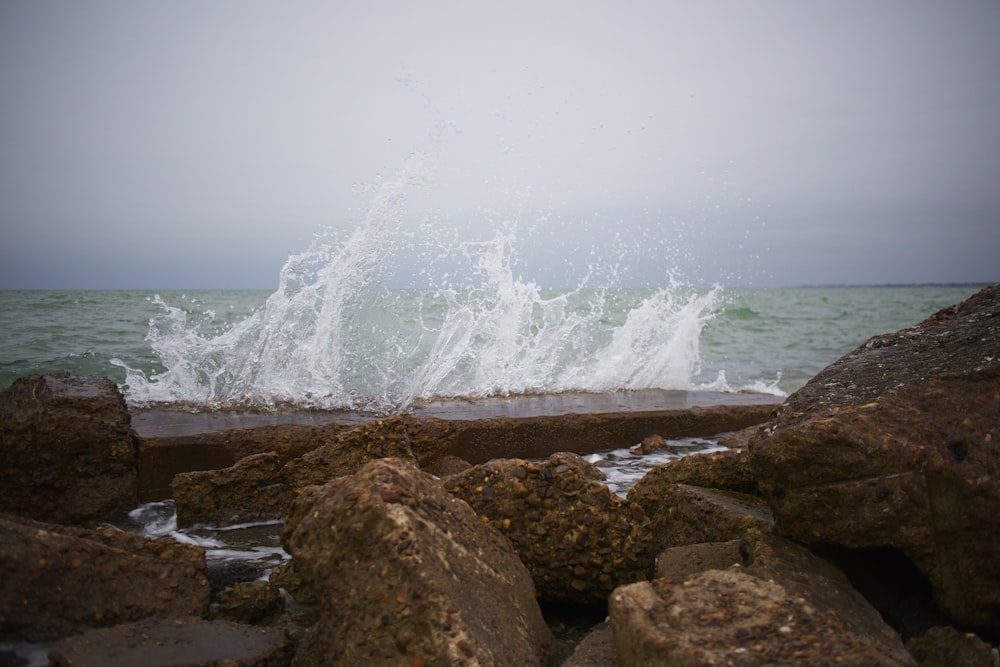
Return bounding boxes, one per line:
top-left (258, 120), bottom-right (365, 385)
top-left (0, 374), bottom-right (139, 524)
top-left (282, 457), bottom-right (557, 666)
top-left (630, 482), bottom-right (773, 553)
top-left (0, 513), bottom-right (209, 642)
top-left (172, 417), bottom-right (416, 527)
top-left (748, 283), bottom-right (1000, 636)
top-left (48, 617), bottom-right (294, 667)
top-left (610, 566), bottom-right (915, 666)
top-left (443, 452), bottom-right (654, 604)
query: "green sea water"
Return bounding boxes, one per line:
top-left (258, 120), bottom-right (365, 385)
top-left (0, 284), bottom-right (985, 409)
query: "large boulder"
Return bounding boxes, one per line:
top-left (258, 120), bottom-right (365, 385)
top-left (0, 513), bottom-right (210, 641)
top-left (0, 374), bottom-right (139, 523)
top-left (748, 284), bottom-right (1000, 635)
top-left (608, 532), bottom-right (917, 665)
top-left (610, 567), bottom-right (914, 666)
top-left (443, 452), bottom-right (654, 604)
top-left (282, 457), bottom-right (558, 666)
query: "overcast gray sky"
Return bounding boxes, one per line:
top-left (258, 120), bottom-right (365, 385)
top-left (2, 1), bottom-right (998, 289)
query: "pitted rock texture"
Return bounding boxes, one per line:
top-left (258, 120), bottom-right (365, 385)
top-left (0, 374), bottom-right (139, 523)
top-left (444, 452), bottom-right (654, 603)
top-left (610, 567), bottom-right (915, 666)
top-left (0, 513), bottom-right (209, 641)
top-left (748, 284), bottom-right (1000, 635)
top-left (282, 457), bottom-right (557, 666)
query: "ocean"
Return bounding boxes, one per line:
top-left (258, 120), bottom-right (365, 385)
top-left (0, 283), bottom-right (985, 410)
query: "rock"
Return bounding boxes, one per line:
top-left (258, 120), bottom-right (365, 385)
top-left (47, 617), bottom-right (294, 667)
top-left (748, 284), bottom-right (1000, 635)
top-left (443, 452), bottom-right (654, 604)
top-left (214, 580), bottom-right (285, 626)
top-left (562, 622), bottom-right (620, 667)
top-left (282, 457), bottom-right (557, 666)
top-left (631, 483), bottom-right (773, 552)
top-left (628, 448), bottom-right (760, 501)
top-left (171, 417), bottom-right (417, 528)
top-left (904, 625), bottom-right (999, 667)
top-left (634, 434), bottom-right (666, 455)
top-left (0, 513), bottom-right (209, 642)
top-left (655, 539), bottom-right (743, 580)
top-left (610, 566), bottom-right (915, 666)
top-left (0, 374), bottom-right (139, 523)
top-left (173, 452), bottom-right (290, 527)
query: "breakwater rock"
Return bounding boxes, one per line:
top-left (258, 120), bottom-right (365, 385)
top-left (443, 452), bottom-right (654, 604)
top-left (282, 456), bottom-right (559, 666)
top-left (0, 374), bottom-right (139, 524)
top-left (748, 283), bottom-right (1000, 638)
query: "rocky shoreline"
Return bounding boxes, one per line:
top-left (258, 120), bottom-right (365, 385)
top-left (1, 284), bottom-right (998, 666)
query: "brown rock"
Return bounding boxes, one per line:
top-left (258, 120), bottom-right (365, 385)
top-left (0, 513), bottom-right (209, 642)
top-left (173, 452), bottom-right (290, 527)
top-left (214, 580), bottom-right (285, 626)
top-left (48, 617), bottom-right (294, 667)
top-left (631, 483), bottom-right (773, 553)
top-left (0, 374), bottom-right (139, 523)
top-left (610, 567), bottom-right (915, 666)
top-left (562, 622), bottom-right (620, 667)
top-left (282, 457), bottom-right (557, 666)
top-left (904, 625), bottom-right (998, 667)
top-left (748, 284), bottom-right (1000, 635)
top-left (628, 447), bottom-right (760, 503)
top-left (170, 417), bottom-right (417, 527)
top-left (655, 539), bottom-right (743, 580)
top-left (443, 452), bottom-right (654, 604)
top-left (281, 415), bottom-right (415, 488)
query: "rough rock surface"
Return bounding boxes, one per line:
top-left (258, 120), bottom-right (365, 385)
top-left (748, 284), bottom-right (1000, 635)
top-left (172, 417), bottom-right (416, 527)
top-left (443, 452), bottom-right (654, 604)
top-left (610, 566), bottom-right (915, 666)
top-left (0, 374), bottom-right (139, 523)
top-left (628, 448), bottom-right (760, 500)
top-left (173, 452), bottom-right (289, 527)
top-left (655, 539), bottom-right (743, 580)
top-left (0, 513), bottom-right (209, 641)
top-left (282, 457), bottom-right (557, 666)
top-left (48, 617), bottom-right (294, 667)
top-left (904, 625), bottom-right (999, 667)
top-left (630, 483), bottom-right (773, 553)
top-left (562, 622), bottom-right (619, 667)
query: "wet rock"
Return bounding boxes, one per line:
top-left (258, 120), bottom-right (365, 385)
top-left (47, 617), bottom-right (294, 667)
top-left (634, 434), bottom-right (666, 455)
top-left (562, 622), bottom-right (619, 667)
top-left (0, 374), bottom-right (139, 524)
top-left (282, 457), bottom-right (557, 666)
top-left (748, 284), bottom-right (1000, 636)
top-left (628, 447), bottom-right (760, 501)
top-left (904, 625), bottom-right (999, 667)
top-left (171, 417), bottom-right (416, 527)
top-left (610, 566), bottom-right (915, 666)
top-left (443, 452), bottom-right (654, 604)
top-left (0, 513), bottom-right (209, 642)
top-left (173, 452), bottom-right (290, 527)
top-left (631, 483), bottom-right (773, 552)
top-left (214, 580), bottom-right (285, 626)
top-left (655, 539), bottom-right (743, 580)
top-left (281, 416), bottom-right (415, 488)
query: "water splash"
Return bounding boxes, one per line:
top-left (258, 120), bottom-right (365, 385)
top-left (123, 148), bottom-right (724, 412)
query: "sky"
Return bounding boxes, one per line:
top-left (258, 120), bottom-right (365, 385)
top-left (1, 1), bottom-right (998, 290)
